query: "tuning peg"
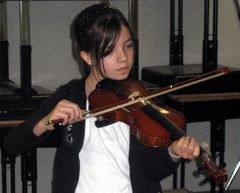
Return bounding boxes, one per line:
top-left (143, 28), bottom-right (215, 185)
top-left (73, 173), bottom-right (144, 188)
top-left (199, 177), bottom-right (210, 186)
top-left (197, 167), bottom-right (204, 175)
top-left (220, 162), bottom-right (226, 169)
top-left (193, 167), bottom-right (207, 178)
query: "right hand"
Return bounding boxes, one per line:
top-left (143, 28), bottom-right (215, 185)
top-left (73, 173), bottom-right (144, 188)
top-left (34, 99), bottom-right (84, 136)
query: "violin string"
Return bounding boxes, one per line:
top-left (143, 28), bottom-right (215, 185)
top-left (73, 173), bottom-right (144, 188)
top-left (145, 100), bottom-right (223, 174)
top-left (142, 101), bottom-right (186, 139)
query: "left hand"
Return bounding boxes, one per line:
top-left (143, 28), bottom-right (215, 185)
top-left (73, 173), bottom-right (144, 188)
top-left (169, 136), bottom-right (200, 160)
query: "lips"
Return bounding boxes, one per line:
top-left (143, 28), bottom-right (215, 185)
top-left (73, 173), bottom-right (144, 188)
top-left (117, 67), bottom-right (129, 73)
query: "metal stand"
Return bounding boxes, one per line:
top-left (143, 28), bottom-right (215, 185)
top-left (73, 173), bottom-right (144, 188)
top-left (170, 0), bottom-right (183, 66)
top-left (202, 0), bottom-right (218, 72)
top-left (0, 0), bottom-right (9, 82)
top-left (169, 1), bottom-right (185, 187)
top-left (128, 0), bottom-right (139, 79)
top-left (1, 148), bottom-right (16, 193)
top-left (210, 119), bottom-right (226, 193)
top-left (21, 149), bottom-right (37, 193)
top-left (225, 159), bottom-right (240, 190)
top-left (15, 0), bottom-right (37, 96)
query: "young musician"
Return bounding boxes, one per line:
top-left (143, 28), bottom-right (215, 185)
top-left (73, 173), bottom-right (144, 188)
top-left (4, 3), bottom-right (200, 193)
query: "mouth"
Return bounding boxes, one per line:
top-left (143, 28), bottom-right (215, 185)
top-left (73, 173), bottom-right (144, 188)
top-left (117, 67), bottom-right (129, 74)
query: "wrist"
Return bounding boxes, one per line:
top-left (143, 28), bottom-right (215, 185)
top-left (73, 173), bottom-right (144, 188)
top-left (168, 147), bottom-right (181, 160)
top-left (33, 119), bottom-right (50, 137)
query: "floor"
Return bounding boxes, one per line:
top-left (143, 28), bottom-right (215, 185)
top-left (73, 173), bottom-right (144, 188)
top-left (163, 189), bottom-right (240, 193)
top-left (192, 190), bottom-right (240, 193)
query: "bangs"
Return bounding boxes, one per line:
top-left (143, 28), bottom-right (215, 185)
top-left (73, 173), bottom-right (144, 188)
top-left (95, 16), bottom-right (122, 58)
top-left (90, 15), bottom-right (122, 77)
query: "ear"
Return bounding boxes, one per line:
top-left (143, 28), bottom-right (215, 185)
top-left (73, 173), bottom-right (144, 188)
top-left (80, 51), bottom-right (92, 65)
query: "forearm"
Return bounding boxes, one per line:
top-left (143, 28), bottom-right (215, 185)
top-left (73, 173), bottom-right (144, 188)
top-left (3, 81), bottom-right (79, 156)
top-left (3, 120), bottom-right (49, 156)
top-left (33, 116), bottom-right (53, 137)
top-left (3, 95), bottom-right (59, 156)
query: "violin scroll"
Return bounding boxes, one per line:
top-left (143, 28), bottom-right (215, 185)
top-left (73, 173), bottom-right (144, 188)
top-left (196, 148), bottom-right (228, 184)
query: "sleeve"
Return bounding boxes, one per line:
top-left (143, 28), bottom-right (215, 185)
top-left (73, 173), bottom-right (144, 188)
top-left (3, 84), bottom-right (68, 156)
top-left (140, 145), bottom-right (180, 182)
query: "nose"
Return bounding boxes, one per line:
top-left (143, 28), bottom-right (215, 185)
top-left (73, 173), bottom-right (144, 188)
top-left (117, 47), bottom-right (127, 62)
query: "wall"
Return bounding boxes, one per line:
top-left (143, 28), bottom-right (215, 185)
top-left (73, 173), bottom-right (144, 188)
top-left (1, 0), bottom-right (240, 192)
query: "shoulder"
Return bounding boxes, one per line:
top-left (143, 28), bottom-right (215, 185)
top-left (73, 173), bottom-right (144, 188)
top-left (40, 77), bottom-right (86, 109)
top-left (54, 77), bottom-right (86, 97)
top-left (59, 77), bottom-right (86, 90)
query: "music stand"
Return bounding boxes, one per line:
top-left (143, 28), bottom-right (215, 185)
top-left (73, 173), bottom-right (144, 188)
top-left (225, 159), bottom-right (240, 190)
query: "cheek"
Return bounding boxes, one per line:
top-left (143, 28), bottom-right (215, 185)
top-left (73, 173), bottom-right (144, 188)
top-left (128, 50), bottom-right (135, 62)
top-left (101, 59), bottom-right (115, 75)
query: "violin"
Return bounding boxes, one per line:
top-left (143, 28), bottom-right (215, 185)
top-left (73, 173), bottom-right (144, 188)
top-left (89, 79), bottom-right (228, 184)
top-left (45, 67), bottom-right (229, 184)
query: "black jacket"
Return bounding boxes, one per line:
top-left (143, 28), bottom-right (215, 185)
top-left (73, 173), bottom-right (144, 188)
top-left (4, 78), bottom-right (179, 193)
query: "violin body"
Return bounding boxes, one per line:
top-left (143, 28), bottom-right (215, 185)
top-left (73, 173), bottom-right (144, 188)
top-left (88, 79), bottom-right (186, 147)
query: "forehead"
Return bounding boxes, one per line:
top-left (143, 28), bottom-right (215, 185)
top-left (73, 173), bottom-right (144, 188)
top-left (118, 25), bottom-right (132, 40)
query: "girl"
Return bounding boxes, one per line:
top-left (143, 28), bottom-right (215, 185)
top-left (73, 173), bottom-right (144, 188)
top-left (4, 3), bottom-right (200, 193)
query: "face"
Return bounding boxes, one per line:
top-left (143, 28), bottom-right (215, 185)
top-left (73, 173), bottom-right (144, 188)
top-left (98, 25), bottom-right (134, 80)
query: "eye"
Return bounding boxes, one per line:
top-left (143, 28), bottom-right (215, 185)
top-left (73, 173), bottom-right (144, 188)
top-left (127, 44), bottom-right (133, 49)
top-left (126, 41), bottom-right (133, 49)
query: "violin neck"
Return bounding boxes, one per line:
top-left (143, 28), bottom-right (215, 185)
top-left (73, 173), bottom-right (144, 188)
top-left (199, 146), bottom-right (217, 167)
top-left (142, 101), bottom-right (186, 140)
top-left (142, 101), bottom-right (228, 184)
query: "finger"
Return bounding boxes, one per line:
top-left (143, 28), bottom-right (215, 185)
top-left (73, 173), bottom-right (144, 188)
top-left (56, 107), bottom-right (73, 122)
top-left (201, 142), bottom-right (209, 149)
top-left (193, 143), bottom-right (200, 158)
top-left (179, 136), bottom-right (191, 152)
top-left (55, 110), bottom-right (71, 125)
top-left (170, 137), bottom-right (185, 155)
top-left (188, 137), bottom-right (200, 159)
top-left (57, 104), bottom-right (78, 122)
top-left (188, 137), bottom-right (197, 152)
top-left (58, 100), bottom-right (82, 121)
top-left (175, 136), bottom-right (185, 148)
top-left (175, 136), bottom-right (194, 159)
top-left (74, 105), bottom-right (83, 120)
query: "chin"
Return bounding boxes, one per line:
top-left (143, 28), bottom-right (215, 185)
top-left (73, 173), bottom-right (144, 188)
top-left (109, 73), bottom-right (129, 81)
top-left (118, 74), bottom-right (129, 80)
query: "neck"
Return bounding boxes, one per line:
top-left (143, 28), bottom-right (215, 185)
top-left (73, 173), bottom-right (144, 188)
top-left (85, 71), bottom-right (102, 97)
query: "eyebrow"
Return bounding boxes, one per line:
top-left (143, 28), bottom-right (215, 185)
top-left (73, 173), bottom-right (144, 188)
top-left (125, 38), bottom-right (133, 43)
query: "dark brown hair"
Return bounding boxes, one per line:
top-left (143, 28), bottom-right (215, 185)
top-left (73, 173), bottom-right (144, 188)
top-left (72, 3), bottom-right (134, 77)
